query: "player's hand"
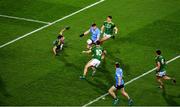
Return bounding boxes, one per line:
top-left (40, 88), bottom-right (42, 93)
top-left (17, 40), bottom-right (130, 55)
top-left (65, 26), bottom-right (70, 30)
top-left (80, 34), bottom-right (84, 37)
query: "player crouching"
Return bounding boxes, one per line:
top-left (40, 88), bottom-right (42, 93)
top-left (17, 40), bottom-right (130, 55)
top-left (100, 16), bottom-right (118, 43)
top-left (80, 41), bottom-right (106, 79)
top-left (80, 23), bottom-right (100, 49)
top-left (52, 26), bottom-right (70, 56)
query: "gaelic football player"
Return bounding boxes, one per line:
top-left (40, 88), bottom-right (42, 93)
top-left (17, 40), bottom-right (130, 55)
top-left (80, 23), bottom-right (100, 49)
top-left (80, 41), bottom-right (105, 79)
top-left (100, 16), bottom-right (118, 43)
top-left (155, 50), bottom-right (176, 89)
top-left (52, 26), bottom-right (70, 56)
top-left (108, 62), bottom-right (133, 106)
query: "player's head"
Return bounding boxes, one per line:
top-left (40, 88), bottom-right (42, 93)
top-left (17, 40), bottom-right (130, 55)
top-left (57, 35), bottom-right (63, 40)
top-left (115, 62), bottom-right (120, 68)
top-left (156, 49), bottom-right (161, 55)
top-left (96, 40), bottom-right (101, 46)
top-left (107, 16), bottom-right (112, 22)
top-left (91, 23), bottom-right (97, 29)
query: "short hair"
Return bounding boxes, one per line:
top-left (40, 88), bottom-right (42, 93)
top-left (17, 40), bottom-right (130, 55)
top-left (57, 35), bottom-right (63, 39)
top-left (156, 49), bottom-right (161, 55)
top-left (115, 62), bottom-right (120, 68)
top-left (96, 40), bottom-right (101, 45)
top-left (108, 16), bottom-right (112, 19)
top-left (91, 23), bottom-right (96, 27)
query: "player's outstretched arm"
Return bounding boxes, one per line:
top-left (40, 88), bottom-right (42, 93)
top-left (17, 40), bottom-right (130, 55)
top-left (80, 30), bottom-right (90, 37)
top-left (156, 62), bottom-right (161, 71)
top-left (101, 25), bottom-right (104, 33)
top-left (59, 28), bottom-right (66, 35)
top-left (82, 50), bottom-right (91, 54)
top-left (59, 26), bottom-right (70, 35)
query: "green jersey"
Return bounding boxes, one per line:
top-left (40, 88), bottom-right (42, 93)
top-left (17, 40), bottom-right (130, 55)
top-left (91, 46), bottom-right (104, 61)
top-left (155, 55), bottom-right (166, 72)
top-left (53, 39), bottom-right (61, 46)
top-left (103, 21), bottom-right (116, 35)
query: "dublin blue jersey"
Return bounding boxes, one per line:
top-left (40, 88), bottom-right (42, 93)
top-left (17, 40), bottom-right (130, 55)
top-left (90, 27), bottom-right (100, 42)
top-left (115, 68), bottom-right (124, 86)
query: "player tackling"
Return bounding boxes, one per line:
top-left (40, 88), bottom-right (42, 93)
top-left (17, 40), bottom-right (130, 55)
top-left (155, 50), bottom-right (176, 89)
top-left (108, 62), bottom-right (133, 106)
top-left (52, 26), bottom-right (70, 56)
top-left (100, 16), bottom-right (118, 43)
top-left (80, 23), bottom-right (101, 49)
top-left (80, 41), bottom-right (105, 79)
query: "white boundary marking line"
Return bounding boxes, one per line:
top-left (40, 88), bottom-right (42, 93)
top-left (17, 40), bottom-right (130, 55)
top-left (0, 0), bottom-right (105, 49)
top-left (82, 55), bottom-right (180, 107)
top-left (0, 14), bottom-right (51, 25)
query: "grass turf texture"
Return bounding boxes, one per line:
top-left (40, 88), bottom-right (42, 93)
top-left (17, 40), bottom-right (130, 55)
top-left (0, 0), bottom-right (180, 106)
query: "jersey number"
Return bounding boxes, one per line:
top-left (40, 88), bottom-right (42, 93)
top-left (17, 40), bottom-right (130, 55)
top-left (96, 50), bottom-right (102, 56)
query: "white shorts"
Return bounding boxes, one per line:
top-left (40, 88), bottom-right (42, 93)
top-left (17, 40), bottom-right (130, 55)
top-left (87, 39), bottom-right (93, 45)
top-left (156, 71), bottom-right (166, 77)
top-left (90, 59), bottom-right (101, 68)
top-left (103, 33), bottom-right (112, 38)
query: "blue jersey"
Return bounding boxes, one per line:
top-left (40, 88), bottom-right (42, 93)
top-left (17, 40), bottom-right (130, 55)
top-left (90, 27), bottom-right (100, 42)
top-left (115, 68), bottom-right (124, 86)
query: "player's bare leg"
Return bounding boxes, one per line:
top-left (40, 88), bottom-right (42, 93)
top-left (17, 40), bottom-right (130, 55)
top-left (83, 60), bottom-right (93, 76)
top-left (53, 46), bottom-right (57, 55)
top-left (121, 88), bottom-right (133, 105)
top-left (91, 67), bottom-right (96, 78)
top-left (108, 86), bottom-right (117, 99)
top-left (157, 76), bottom-right (164, 88)
top-left (80, 59), bottom-right (93, 79)
top-left (121, 88), bottom-right (130, 99)
top-left (108, 86), bottom-right (119, 105)
top-left (100, 36), bottom-right (109, 44)
top-left (163, 75), bottom-right (176, 84)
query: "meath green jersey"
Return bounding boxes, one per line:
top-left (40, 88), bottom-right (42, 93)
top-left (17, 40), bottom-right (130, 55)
top-left (103, 21), bottom-right (116, 35)
top-left (53, 39), bottom-right (61, 46)
top-left (155, 55), bottom-right (166, 72)
top-left (91, 46), bottom-right (104, 61)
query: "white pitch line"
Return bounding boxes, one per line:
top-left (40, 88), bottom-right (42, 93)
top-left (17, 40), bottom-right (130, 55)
top-left (82, 55), bottom-right (180, 107)
top-left (0, 0), bottom-right (105, 49)
top-left (0, 14), bottom-right (51, 25)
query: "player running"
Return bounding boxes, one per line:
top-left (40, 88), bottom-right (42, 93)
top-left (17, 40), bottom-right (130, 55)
top-left (100, 16), bottom-right (118, 43)
top-left (80, 41), bottom-right (105, 79)
top-left (52, 26), bottom-right (70, 56)
top-left (155, 50), bottom-right (176, 89)
top-left (108, 62), bottom-right (133, 106)
top-left (80, 23), bottom-right (101, 49)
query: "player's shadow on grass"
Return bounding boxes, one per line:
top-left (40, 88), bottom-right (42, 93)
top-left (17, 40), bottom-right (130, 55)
top-left (57, 49), bottom-right (81, 72)
top-left (85, 52), bottom-right (131, 94)
top-left (84, 60), bottom-right (114, 94)
top-left (86, 78), bottom-right (109, 94)
top-left (162, 88), bottom-right (178, 106)
top-left (0, 75), bottom-right (11, 99)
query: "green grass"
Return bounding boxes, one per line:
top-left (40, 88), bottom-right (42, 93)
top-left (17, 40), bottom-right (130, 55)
top-left (0, 0), bottom-right (180, 106)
